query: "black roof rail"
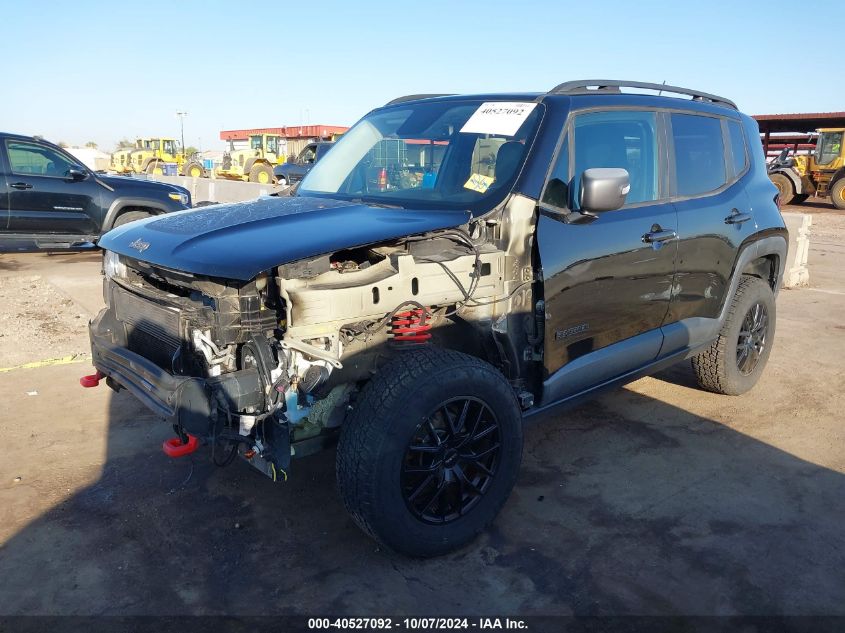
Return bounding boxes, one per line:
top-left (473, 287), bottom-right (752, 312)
top-left (385, 93), bottom-right (455, 106)
top-left (549, 80), bottom-right (737, 110)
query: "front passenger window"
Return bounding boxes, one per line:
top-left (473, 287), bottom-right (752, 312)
top-left (570, 111), bottom-right (659, 208)
top-left (6, 141), bottom-right (75, 177)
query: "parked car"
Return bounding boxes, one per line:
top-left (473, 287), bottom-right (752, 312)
top-left (0, 132), bottom-right (191, 251)
top-left (86, 81), bottom-right (786, 557)
top-left (273, 141), bottom-right (333, 185)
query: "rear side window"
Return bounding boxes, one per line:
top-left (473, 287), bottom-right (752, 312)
top-left (571, 110), bottom-right (659, 206)
top-left (671, 113), bottom-right (727, 197)
top-left (727, 119), bottom-right (748, 177)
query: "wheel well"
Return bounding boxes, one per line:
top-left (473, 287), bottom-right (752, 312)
top-left (741, 254), bottom-right (779, 290)
top-left (114, 206), bottom-right (160, 223)
top-left (831, 168), bottom-right (845, 186)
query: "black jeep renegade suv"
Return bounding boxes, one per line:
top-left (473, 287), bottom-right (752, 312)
top-left (87, 80), bottom-right (786, 556)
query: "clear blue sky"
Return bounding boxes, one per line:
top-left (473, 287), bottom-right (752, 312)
top-left (2, 0), bottom-right (842, 151)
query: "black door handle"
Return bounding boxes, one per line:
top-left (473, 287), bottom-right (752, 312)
top-left (642, 228), bottom-right (677, 243)
top-left (10, 182), bottom-right (33, 190)
top-left (725, 209), bottom-right (752, 224)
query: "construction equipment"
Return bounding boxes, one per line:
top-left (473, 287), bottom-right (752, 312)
top-left (127, 137), bottom-right (206, 178)
top-left (110, 138), bottom-right (153, 174)
top-left (769, 128), bottom-right (845, 209)
top-left (216, 134), bottom-right (284, 184)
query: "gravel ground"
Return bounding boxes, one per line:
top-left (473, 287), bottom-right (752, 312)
top-left (0, 207), bottom-right (843, 618)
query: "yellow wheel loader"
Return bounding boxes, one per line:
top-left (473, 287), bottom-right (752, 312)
top-left (127, 138), bottom-right (206, 178)
top-left (216, 134), bottom-right (284, 184)
top-left (769, 128), bottom-right (845, 209)
top-left (110, 138), bottom-right (153, 174)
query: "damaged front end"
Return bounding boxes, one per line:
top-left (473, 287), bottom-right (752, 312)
top-left (87, 193), bottom-right (540, 482)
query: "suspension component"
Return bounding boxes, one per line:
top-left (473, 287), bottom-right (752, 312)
top-left (390, 308), bottom-right (432, 343)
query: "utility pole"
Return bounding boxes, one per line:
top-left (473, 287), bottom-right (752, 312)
top-left (176, 111), bottom-right (188, 151)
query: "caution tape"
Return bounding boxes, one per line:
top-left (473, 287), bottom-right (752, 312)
top-left (0, 353), bottom-right (90, 373)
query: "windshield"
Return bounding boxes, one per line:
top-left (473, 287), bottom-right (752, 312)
top-left (299, 99), bottom-right (543, 212)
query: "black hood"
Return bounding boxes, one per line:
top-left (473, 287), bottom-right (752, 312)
top-left (99, 196), bottom-right (470, 280)
top-left (97, 174), bottom-right (188, 196)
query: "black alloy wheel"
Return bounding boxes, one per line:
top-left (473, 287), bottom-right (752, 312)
top-left (401, 397), bottom-right (501, 524)
top-left (736, 302), bottom-right (768, 375)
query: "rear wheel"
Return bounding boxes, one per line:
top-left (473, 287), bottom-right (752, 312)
top-left (113, 211), bottom-right (151, 228)
top-left (692, 275), bottom-right (776, 395)
top-left (145, 160), bottom-right (163, 176)
top-left (770, 173), bottom-right (795, 206)
top-left (249, 163), bottom-right (274, 184)
top-left (336, 348), bottom-right (523, 557)
top-left (831, 178), bottom-right (845, 210)
top-left (183, 161), bottom-right (204, 178)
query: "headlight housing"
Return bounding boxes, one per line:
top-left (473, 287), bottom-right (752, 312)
top-left (103, 250), bottom-right (127, 280)
top-left (168, 191), bottom-right (190, 206)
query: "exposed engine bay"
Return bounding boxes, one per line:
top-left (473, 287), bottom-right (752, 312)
top-left (96, 195), bottom-right (540, 481)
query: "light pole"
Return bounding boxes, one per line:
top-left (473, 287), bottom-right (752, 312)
top-left (176, 111), bottom-right (188, 152)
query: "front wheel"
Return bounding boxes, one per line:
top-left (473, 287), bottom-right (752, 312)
top-left (830, 178), bottom-right (845, 210)
top-left (692, 275), bottom-right (776, 395)
top-left (336, 348), bottom-right (523, 557)
top-left (145, 160), bottom-right (163, 176)
top-left (770, 172), bottom-right (795, 206)
top-left (112, 211), bottom-right (151, 228)
top-left (248, 163), bottom-right (274, 184)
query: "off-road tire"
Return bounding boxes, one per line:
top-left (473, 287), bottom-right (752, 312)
top-left (145, 160), bottom-right (162, 176)
top-left (692, 275), bottom-right (776, 395)
top-left (831, 178), bottom-right (845, 210)
top-left (792, 194), bottom-right (809, 205)
top-left (336, 348), bottom-right (523, 557)
top-left (183, 161), bottom-right (204, 178)
top-left (248, 163), bottom-right (274, 184)
top-left (112, 211), bottom-right (151, 228)
top-left (770, 173), bottom-right (794, 206)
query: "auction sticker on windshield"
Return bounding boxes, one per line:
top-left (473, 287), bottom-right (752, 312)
top-left (464, 173), bottom-right (494, 193)
top-left (460, 102), bottom-right (538, 136)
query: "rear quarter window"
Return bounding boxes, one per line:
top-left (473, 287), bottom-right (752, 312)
top-left (671, 113), bottom-right (727, 197)
top-left (727, 119), bottom-right (748, 177)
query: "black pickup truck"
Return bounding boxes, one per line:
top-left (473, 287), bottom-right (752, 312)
top-left (273, 141), bottom-right (333, 186)
top-left (0, 132), bottom-right (191, 251)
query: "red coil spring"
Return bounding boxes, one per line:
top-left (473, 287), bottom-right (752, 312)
top-left (390, 308), bottom-right (432, 343)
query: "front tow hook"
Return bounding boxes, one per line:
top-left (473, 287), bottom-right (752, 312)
top-left (79, 371), bottom-right (104, 388)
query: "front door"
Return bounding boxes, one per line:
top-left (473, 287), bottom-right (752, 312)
top-left (4, 139), bottom-right (101, 235)
top-left (538, 109), bottom-right (677, 398)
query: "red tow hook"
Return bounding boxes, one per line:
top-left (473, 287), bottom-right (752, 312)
top-left (80, 371), bottom-right (104, 388)
top-left (162, 434), bottom-right (199, 458)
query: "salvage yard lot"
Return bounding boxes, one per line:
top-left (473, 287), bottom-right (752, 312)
top-left (1, 207), bottom-right (844, 616)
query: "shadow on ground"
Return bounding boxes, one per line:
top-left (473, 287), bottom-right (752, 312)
top-left (0, 361), bottom-right (843, 617)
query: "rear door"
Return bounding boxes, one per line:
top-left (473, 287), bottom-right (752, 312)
top-left (4, 138), bottom-right (102, 236)
top-left (0, 143), bottom-right (9, 230)
top-left (663, 113), bottom-right (756, 348)
top-left (537, 109), bottom-right (678, 398)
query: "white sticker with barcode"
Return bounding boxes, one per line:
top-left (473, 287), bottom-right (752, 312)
top-left (460, 102), bottom-right (538, 136)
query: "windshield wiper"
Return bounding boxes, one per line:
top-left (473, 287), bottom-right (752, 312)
top-left (347, 198), bottom-right (404, 209)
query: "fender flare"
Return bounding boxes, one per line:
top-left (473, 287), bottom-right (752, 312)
top-left (102, 198), bottom-right (171, 231)
top-left (830, 167), bottom-right (845, 187)
top-left (725, 233), bottom-right (789, 312)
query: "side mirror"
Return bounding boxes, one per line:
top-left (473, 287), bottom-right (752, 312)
top-left (68, 168), bottom-right (88, 181)
top-left (579, 168), bottom-right (630, 213)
